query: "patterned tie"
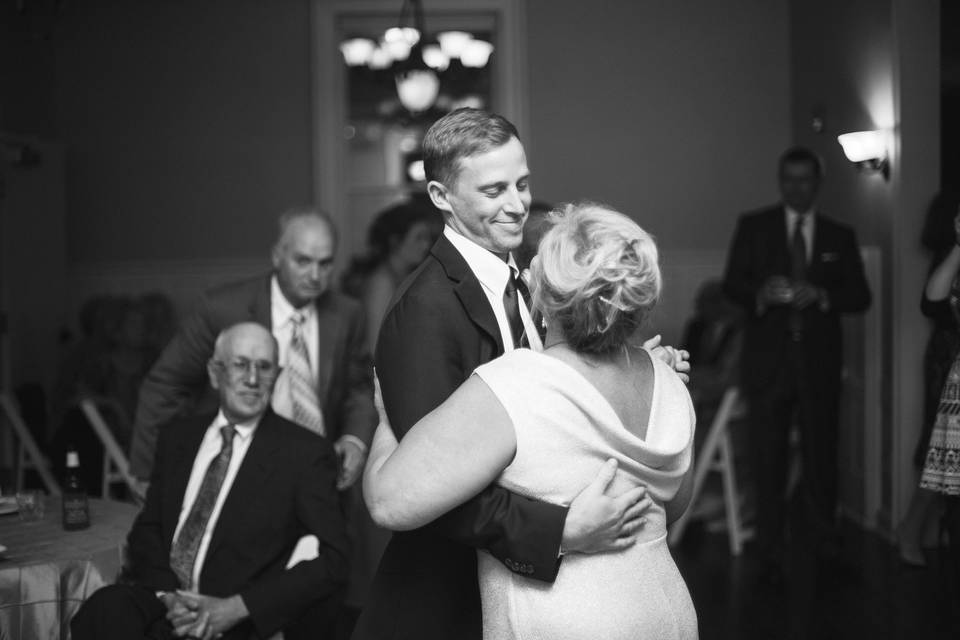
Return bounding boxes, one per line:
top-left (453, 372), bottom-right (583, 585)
top-left (504, 271), bottom-right (528, 349)
top-left (288, 312), bottom-right (325, 435)
top-left (169, 424), bottom-right (236, 589)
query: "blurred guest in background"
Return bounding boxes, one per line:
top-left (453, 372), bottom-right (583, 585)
top-left (339, 199), bottom-right (438, 607)
top-left (71, 322), bottom-right (348, 640)
top-left (341, 199), bottom-right (439, 352)
top-left (514, 199), bottom-right (555, 274)
top-left (51, 294), bottom-right (170, 493)
top-left (681, 279), bottom-right (743, 414)
top-left (897, 189), bottom-right (960, 566)
top-left (722, 146), bottom-right (871, 585)
top-left (913, 201), bottom-right (960, 587)
top-left (129, 208), bottom-right (377, 495)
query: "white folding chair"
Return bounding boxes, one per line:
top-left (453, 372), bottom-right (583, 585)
top-left (668, 386), bottom-right (752, 555)
top-left (78, 396), bottom-right (140, 498)
top-left (0, 391), bottom-right (61, 495)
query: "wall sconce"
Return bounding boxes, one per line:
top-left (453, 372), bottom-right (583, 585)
top-left (837, 130), bottom-right (889, 180)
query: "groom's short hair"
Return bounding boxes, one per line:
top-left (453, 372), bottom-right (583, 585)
top-left (423, 108), bottom-right (520, 187)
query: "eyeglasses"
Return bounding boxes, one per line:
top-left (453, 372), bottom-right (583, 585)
top-left (214, 358), bottom-right (279, 380)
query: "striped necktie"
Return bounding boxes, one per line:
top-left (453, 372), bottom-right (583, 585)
top-left (169, 424), bottom-right (236, 589)
top-left (287, 312), bottom-right (325, 435)
top-left (504, 271), bottom-right (529, 349)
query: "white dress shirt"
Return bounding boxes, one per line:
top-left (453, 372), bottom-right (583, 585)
top-left (269, 277), bottom-right (367, 452)
top-left (785, 206), bottom-right (815, 263)
top-left (443, 226), bottom-right (543, 353)
top-left (172, 411), bottom-right (258, 591)
top-left (270, 276), bottom-right (320, 426)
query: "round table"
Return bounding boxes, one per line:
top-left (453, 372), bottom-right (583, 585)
top-left (0, 497), bottom-right (138, 640)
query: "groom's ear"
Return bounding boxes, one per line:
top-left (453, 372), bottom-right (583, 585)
top-left (427, 180), bottom-right (454, 215)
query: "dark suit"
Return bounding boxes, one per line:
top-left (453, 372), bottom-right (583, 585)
top-left (72, 410), bottom-right (349, 640)
top-left (722, 205), bottom-right (871, 557)
top-left (129, 274), bottom-right (377, 480)
top-left (351, 234), bottom-right (567, 640)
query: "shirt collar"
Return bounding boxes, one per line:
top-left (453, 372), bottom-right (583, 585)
top-left (271, 275), bottom-right (315, 327)
top-left (443, 225), bottom-right (515, 290)
top-left (785, 206), bottom-right (815, 222)
top-left (211, 409), bottom-right (258, 441)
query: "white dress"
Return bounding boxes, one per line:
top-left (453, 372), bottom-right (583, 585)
top-left (473, 349), bottom-right (698, 640)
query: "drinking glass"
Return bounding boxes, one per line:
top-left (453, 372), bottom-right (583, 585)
top-left (16, 490), bottom-right (45, 522)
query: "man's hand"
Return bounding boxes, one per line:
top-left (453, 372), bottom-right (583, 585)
top-left (561, 459), bottom-right (651, 554)
top-left (159, 592), bottom-right (202, 638)
top-left (791, 281), bottom-right (825, 310)
top-left (759, 275), bottom-right (794, 306)
top-left (334, 437), bottom-right (368, 490)
top-left (643, 334), bottom-right (691, 383)
top-left (131, 479), bottom-right (150, 506)
top-left (169, 591), bottom-right (248, 640)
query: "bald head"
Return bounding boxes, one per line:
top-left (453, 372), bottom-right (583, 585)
top-left (272, 209), bottom-right (338, 309)
top-left (208, 322), bottom-right (279, 424)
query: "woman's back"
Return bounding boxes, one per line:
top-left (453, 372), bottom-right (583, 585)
top-left (473, 348), bottom-right (697, 640)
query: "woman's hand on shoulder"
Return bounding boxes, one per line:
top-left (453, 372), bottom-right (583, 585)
top-left (643, 335), bottom-right (691, 383)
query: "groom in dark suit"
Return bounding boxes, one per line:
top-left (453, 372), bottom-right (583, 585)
top-left (722, 146), bottom-right (871, 579)
top-left (129, 209), bottom-right (377, 492)
top-left (353, 109), bottom-right (655, 640)
top-left (71, 322), bottom-right (348, 640)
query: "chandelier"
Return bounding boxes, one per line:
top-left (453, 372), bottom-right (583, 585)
top-left (339, 0), bottom-right (494, 113)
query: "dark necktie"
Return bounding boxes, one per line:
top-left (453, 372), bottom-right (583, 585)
top-left (789, 215), bottom-right (807, 338)
top-left (503, 271), bottom-right (528, 349)
top-left (791, 215), bottom-right (807, 281)
top-left (169, 424), bottom-right (237, 589)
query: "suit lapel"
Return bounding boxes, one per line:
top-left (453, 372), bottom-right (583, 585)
top-left (770, 207), bottom-right (792, 274)
top-left (432, 234), bottom-right (504, 354)
top-left (807, 214), bottom-right (827, 279)
top-left (163, 416), bottom-right (213, 543)
top-left (204, 411), bottom-right (280, 561)
top-left (313, 295), bottom-right (336, 407)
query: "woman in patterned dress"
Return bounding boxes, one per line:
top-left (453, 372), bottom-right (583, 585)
top-left (917, 203), bottom-right (960, 583)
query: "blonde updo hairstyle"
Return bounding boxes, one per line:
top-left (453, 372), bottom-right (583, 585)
top-left (530, 202), bottom-right (661, 356)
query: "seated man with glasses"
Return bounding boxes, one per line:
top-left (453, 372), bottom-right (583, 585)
top-left (71, 322), bottom-right (349, 640)
top-left (128, 208), bottom-right (377, 496)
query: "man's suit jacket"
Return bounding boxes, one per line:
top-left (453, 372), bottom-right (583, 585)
top-left (722, 205), bottom-right (871, 392)
top-left (129, 274), bottom-right (377, 479)
top-left (352, 234), bottom-right (567, 640)
top-left (124, 410), bottom-right (349, 639)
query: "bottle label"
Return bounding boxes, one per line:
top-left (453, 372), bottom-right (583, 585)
top-left (63, 494), bottom-right (90, 529)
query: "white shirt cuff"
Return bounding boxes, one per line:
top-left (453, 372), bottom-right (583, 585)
top-left (338, 434), bottom-right (369, 455)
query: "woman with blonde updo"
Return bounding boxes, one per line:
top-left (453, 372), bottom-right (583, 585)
top-left (364, 202), bottom-right (698, 639)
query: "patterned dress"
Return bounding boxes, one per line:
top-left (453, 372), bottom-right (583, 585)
top-left (920, 278), bottom-right (960, 496)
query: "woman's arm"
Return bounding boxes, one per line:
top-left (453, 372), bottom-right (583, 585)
top-left (926, 246), bottom-right (960, 301)
top-left (364, 374), bottom-right (517, 531)
top-left (925, 211), bottom-right (960, 301)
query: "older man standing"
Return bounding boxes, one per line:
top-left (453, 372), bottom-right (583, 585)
top-left (129, 208), bottom-right (377, 491)
top-left (72, 322), bottom-right (348, 640)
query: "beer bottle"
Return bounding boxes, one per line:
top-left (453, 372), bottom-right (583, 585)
top-left (62, 449), bottom-right (90, 530)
